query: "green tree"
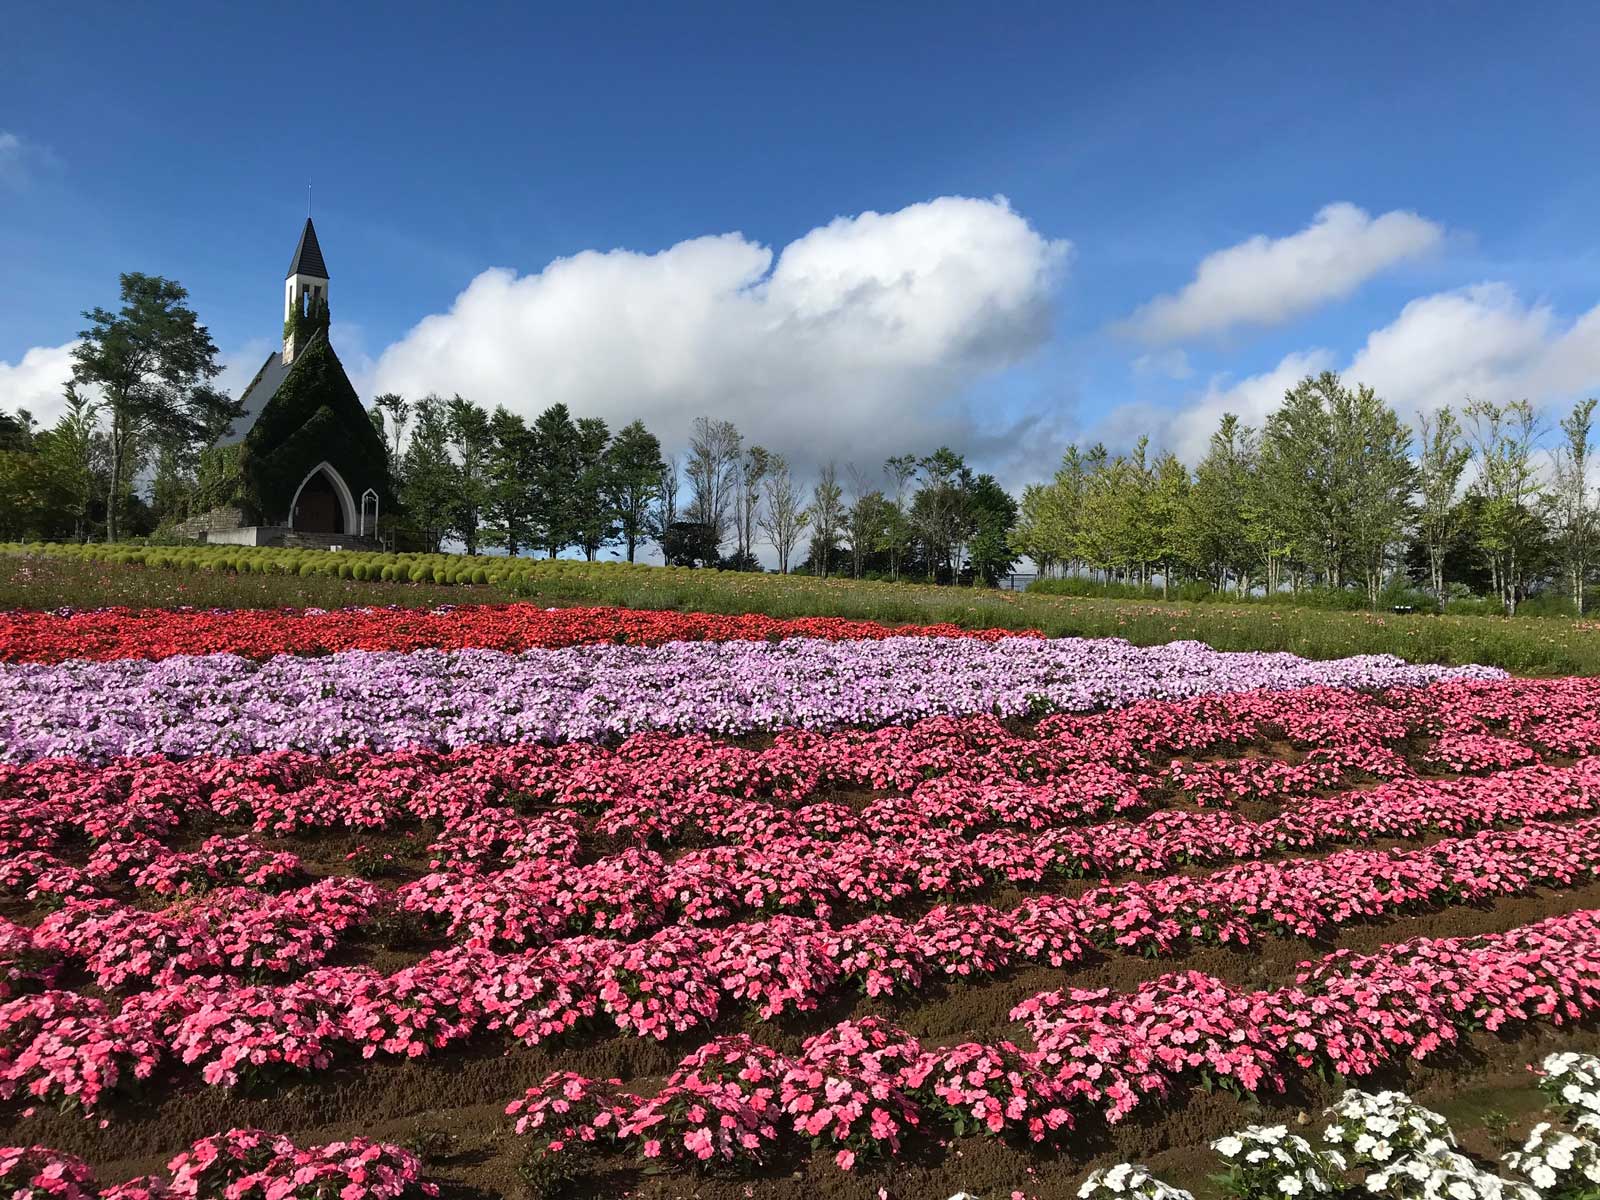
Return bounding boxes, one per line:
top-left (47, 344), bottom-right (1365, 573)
top-left (446, 396), bottom-right (494, 555)
top-left (71, 273), bottom-right (233, 541)
top-left (573, 416), bottom-right (615, 560)
top-left (484, 407), bottom-right (534, 557)
top-left (1148, 450), bottom-right (1192, 597)
top-left (910, 447), bottom-right (972, 582)
top-left (36, 387), bottom-right (105, 541)
top-left (1341, 381), bottom-right (1416, 604)
top-left (1186, 414), bottom-right (1261, 594)
top-left (397, 395), bottom-right (460, 552)
top-left (1416, 406), bottom-right (1471, 610)
top-left (734, 445), bottom-right (773, 570)
top-left (686, 417), bottom-right (742, 554)
top-left (1546, 397), bottom-right (1598, 615)
top-left (809, 461), bottom-right (845, 577)
top-left (759, 454), bottom-right (809, 574)
top-left (882, 454), bottom-right (918, 580)
top-left (605, 420), bottom-right (666, 563)
top-left (965, 472), bottom-right (1018, 586)
top-left (370, 393), bottom-right (410, 470)
top-left (1466, 398), bottom-right (1542, 615)
top-left (845, 468), bottom-right (891, 579)
top-left (529, 403), bottom-right (581, 557)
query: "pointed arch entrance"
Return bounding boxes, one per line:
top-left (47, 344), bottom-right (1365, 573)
top-left (289, 461), bottom-right (358, 534)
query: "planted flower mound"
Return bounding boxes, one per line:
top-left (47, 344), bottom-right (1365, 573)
top-left (3, 600), bottom-right (1599, 1198)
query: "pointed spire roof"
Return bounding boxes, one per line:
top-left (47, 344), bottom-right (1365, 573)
top-left (286, 217), bottom-right (329, 280)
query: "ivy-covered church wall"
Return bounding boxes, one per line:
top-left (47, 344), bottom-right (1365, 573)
top-left (238, 332), bottom-right (389, 524)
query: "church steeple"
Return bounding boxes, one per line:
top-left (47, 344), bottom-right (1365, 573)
top-left (283, 218), bottom-right (330, 364)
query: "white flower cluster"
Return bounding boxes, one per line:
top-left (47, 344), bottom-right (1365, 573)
top-left (1077, 1163), bottom-right (1196, 1200)
top-left (1324, 1090), bottom-right (1458, 1167)
top-left (1538, 1053), bottom-right (1600, 1121)
top-left (1212, 1124), bottom-right (1346, 1199)
top-left (1503, 1118), bottom-right (1600, 1197)
top-left (1365, 1147), bottom-right (1537, 1200)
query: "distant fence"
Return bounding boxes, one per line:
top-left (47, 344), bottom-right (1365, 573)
top-left (1000, 572), bottom-right (1037, 592)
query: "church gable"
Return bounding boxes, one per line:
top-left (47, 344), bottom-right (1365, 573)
top-left (239, 330), bottom-right (388, 525)
top-left (183, 216), bottom-right (389, 544)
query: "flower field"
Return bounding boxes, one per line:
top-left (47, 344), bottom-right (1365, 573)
top-left (4, 602), bottom-right (1600, 1199)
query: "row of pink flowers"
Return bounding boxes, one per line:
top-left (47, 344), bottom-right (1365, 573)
top-left (1, 1129), bottom-right (434, 1198)
top-left (5, 676), bottom-right (1596, 860)
top-left (10, 905), bottom-right (1596, 1182)
top-left (501, 906), bottom-right (1600, 1172)
top-left (6, 818), bottom-right (1598, 1113)
top-left (8, 753), bottom-right (1600, 932)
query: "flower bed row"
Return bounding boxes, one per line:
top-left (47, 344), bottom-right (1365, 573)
top-left (9, 910), bottom-right (1600, 1184)
top-left (495, 906), bottom-right (1600, 1171)
top-left (6, 818), bottom-right (1598, 1114)
top-left (9, 755), bottom-right (1600, 942)
top-left (0, 602), bottom-right (1040, 664)
top-left (11, 676), bottom-right (1600, 860)
top-left (1, 1129), bottom-right (434, 1199)
top-left (0, 637), bottom-right (1504, 763)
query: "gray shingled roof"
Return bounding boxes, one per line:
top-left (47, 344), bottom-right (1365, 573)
top-left (286, 217), bottom-right (329, 280)
top-left (221, 350), bottom-right (293, 443)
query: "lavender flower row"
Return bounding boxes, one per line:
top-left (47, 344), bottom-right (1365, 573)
top-left (0, 635), bottom-right (1502, 762)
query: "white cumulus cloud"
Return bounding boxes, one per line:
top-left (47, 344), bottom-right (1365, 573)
top-left (0, 342), bottom-right (79, 426)
top-left (1108, 282), bottom-right (1600, 463)
top-left (0, 338), bottom-right (289, 431)
top-left (1121, 202), bottom-right (1443, 343)
top-left (371, 195), bottom-right (1069, 472)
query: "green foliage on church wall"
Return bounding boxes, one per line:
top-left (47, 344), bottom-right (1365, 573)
top-left (194, 442), bottom-right (257, 517)
top-left (238, 332), bottom-right (388, 523)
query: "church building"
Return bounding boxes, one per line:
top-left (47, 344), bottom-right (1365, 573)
top-left (178, 218), bottom-right (389, 547)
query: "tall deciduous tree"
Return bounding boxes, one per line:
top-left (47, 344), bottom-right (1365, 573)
top-left (882, 454), bottom-right (918, 581)
top-left (573, 416), bottom-right (615, 561)
top-left (1466, 398), bottom-right (1542, 615)
top-left (686, 417), bottom-right (741, 553)
top-left (72, 274), bottom-right (233, 541)
top-left (370, 393), bottom-right (410, 470)
top-left (398, 395), bottom-right (460, 552)
top-left (809, 462), bottom-right (845, 577)
top-left (734, 446), bottom-right (773, 570)
top-left (759, 454), bottom-right (809, 574)
top-left (446, 396), bottom-right (494, 555)
top-left (1416, 406), bottom-right (1470, 610)
top-left (966, 472), bottom-right (1018, 586)
top-left (605, 420), bottom-right (666, 563)
top-left (653, 455), bottom-right (680, 554)
top-left (1547, 397), bottom-right (1598, 615)
top-left (1186, 414), bottom-right (1261, 594)
top-left (38, 386), bottom-right (104, 542)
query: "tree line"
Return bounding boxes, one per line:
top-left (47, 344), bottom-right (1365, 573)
top-left (375, 398), bottom-right (1020, 583)
top-left (7, 273), bottom-right (1600, 612)
top-left (1016, 371), bottom-right (1600, 615)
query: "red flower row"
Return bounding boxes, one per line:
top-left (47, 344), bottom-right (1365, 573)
top-left (0, 602), bottom-right (1037, 663)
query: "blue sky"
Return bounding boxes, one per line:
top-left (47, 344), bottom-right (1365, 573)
top-left (3, 1), bottom-right (1598, 483)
